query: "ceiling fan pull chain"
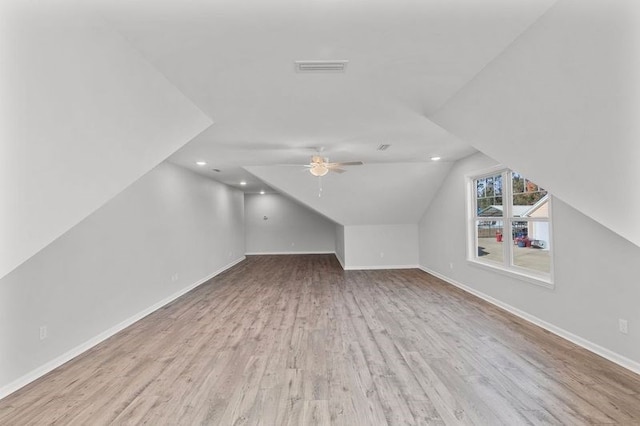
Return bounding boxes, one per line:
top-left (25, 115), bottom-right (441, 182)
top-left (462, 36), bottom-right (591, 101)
top-left (318, 176), bottom-right (323, 197)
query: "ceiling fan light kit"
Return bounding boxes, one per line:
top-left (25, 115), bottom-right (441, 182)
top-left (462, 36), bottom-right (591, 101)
top-left (306, 155), bottom-right (362, 177)
top-left (310, 164), bottom-right (329, 177)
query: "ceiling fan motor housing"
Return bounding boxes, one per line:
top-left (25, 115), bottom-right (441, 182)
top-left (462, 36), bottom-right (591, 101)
top-left (311, 155), bottom-right (328, 165)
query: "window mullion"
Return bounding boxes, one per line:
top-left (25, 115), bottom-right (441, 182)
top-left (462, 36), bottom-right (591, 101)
top-left (503, 170), bottom-right (512, 268)
top-left (471, 178), bottom-right (479, 261)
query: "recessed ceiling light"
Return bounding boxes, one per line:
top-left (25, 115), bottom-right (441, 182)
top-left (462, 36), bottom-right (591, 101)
top-left (240, 181), bottom-right (247, 186)
top-left (260, 190), bottom-right (265, 195)
top-left (196, 161), bottom-right (207, 166)
top-left (431, 156), bottom-right (441, 161)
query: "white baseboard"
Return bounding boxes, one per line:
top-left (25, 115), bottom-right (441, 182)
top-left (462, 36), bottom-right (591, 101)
top-left (0, 256), bottom-right (246, 401)
top-left (245, 251), bottom-right (335, 255)
top-left (246, 252), bottom-right (349, 271)
top-left (345, 264), bottom-right (419, 271)
top-left (418, 265), bottom-right (640, 376)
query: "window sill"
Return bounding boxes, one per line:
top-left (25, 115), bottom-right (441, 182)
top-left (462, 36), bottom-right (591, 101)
top-left (467, 258), bottom-right (555, 289)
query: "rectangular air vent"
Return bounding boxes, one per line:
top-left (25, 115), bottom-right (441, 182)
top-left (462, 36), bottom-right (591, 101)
top-left (295, 60), bottom-right (348, 73)
top-left (377, 144), bottom-right (391, 151)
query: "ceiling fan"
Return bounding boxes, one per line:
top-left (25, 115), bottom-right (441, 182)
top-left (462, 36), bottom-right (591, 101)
top-left (304, 155), bottom-right (363, 177)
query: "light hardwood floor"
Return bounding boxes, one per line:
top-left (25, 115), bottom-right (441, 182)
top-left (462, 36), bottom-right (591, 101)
top-left (1, 254), bottom-right (639, 425)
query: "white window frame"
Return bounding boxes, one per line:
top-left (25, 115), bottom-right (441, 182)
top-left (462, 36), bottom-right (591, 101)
top-left (466, 166), bottom-right (554, 288)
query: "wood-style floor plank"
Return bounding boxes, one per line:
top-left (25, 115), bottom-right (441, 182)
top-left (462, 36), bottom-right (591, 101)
top-left (1, 254), bottom-right (639, 425)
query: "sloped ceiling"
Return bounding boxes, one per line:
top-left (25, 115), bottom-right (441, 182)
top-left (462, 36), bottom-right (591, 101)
top-left (168, 111), bottom-right (473, 195)
top-left (0, 0), bottom-right (567, 278)
top-left (246, 162), bottom-right (453, 226)
top-left (0, 3), bottom-right (213, 279)
top-left (99, 0), bottom-right (557, 211)
top-left (430, 0), bottom-right (640, 248)
top-left (92, 0), bottom-right (553, 223)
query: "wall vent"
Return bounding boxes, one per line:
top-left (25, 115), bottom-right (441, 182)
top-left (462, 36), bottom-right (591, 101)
top-left (377, 144), bottom-right (391, 151)
top-left (295, 60), bottom-right (348, 73)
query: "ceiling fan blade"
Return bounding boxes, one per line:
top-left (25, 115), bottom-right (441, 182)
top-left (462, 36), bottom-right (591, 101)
top-left (276, 164), bottom-right (311, 167)
top-left (329, 168), bottom-right (347, 174)
top-left (328, 161), bottom-right (363, 167)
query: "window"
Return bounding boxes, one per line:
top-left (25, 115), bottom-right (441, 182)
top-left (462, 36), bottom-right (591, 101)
top-left (468, 168), bottom-right (553, 286)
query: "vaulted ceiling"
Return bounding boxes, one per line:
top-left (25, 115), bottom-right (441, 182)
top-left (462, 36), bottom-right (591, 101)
top-left (3, 0), bottom-right (639, 280)
top-left (98, 0), bottom-right (556, 224)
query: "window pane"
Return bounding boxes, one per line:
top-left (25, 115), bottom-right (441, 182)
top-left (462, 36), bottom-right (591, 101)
top-left (476, 174), bottom-right (503, 217)
top-left (512, 172), bottom-right (548, 218)
top-left (511, 221), bottom-right (551, 274)
top-left (476, 220), bottom-right (504, 264)
top-left (494, 175), bottom-right (503, 196)
top-left (477, 178), bottom-right (485, 198)
top-left (486, 177), bottom-right (494, 197)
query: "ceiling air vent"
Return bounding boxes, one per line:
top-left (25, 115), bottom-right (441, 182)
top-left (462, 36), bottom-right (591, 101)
top-left (295, 60), bottom-right (348, 73)
top-left (377, 144), bottom-right (391, 151)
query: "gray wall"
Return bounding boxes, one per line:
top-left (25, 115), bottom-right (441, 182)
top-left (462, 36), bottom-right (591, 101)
top-left (431, 0), bottom-right (640, 249)
top-left (244, 193), bottom-right (336, 254)
top-left (418, 152), bottom-right (640, 370)
top-left (0, 162), bottom-right (245, 395)
top-left (0, 6), bottom-right (211, 279)
top-left (335, 224), bottom-right (345, 267)
top-left (343, 224), bottom-right (419, 269)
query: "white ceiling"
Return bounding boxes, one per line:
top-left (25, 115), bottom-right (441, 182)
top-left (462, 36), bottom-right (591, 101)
top-left (95, 0), bottom-right (557, 222)
top-left (246, 162), bottom-right (454, 225)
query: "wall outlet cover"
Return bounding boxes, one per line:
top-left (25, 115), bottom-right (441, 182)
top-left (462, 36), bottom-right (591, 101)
top-left (619, 319), bottom-right (629, 335)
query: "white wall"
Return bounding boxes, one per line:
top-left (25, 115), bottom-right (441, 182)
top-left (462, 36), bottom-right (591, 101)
top-left (244, 193), bottom-right (336, 254)
top-left (431, 0), bottom-right (640, 249)
top-left (344, 224), bottom-right (419, 270)
top-left (418, 152), bottom-right (640, 371)
top-left (335, 224), bottom-right (346, 268)
top-left (0, 3), bottom-right (212, 280)
top-left (0, 162), bottom-right (245, 397)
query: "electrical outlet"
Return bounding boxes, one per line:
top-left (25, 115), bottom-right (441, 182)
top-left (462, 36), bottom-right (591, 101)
top-left (291, 242), bottom-right (295, 247)
top-left (39, 326), bottom-right (47, 340)
top-left (619, 319), bottom-right (628, 335)
top-left (449, 262), bottom-right (454, 270)
top-left (171, 273), bottom-right (179, 282)
top-left (380, 252), bottom-right (385, 258)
